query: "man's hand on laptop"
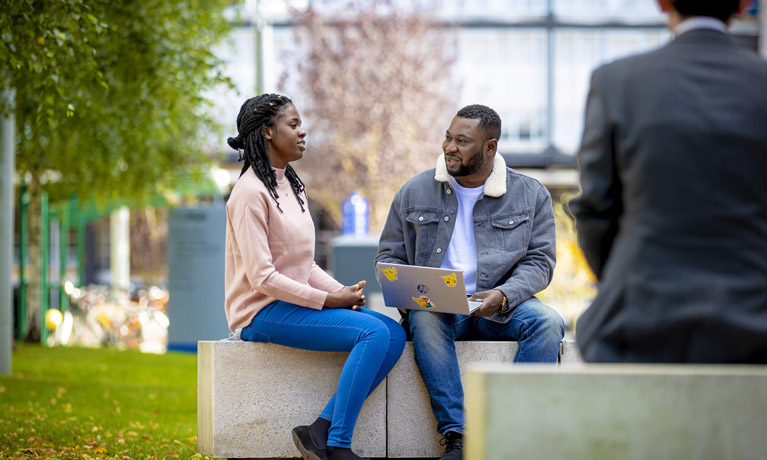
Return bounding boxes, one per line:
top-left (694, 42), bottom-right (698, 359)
top-left (325, 280), bottom-right (367, 310)
top-left (469, 289), bottom-right (507, 317)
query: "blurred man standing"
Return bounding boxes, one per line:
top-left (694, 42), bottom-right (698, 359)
top-left (571, 0), bottom-right (767, 363)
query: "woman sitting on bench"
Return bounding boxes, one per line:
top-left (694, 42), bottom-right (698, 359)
top-left (224, 93), bottom-right (405, 460)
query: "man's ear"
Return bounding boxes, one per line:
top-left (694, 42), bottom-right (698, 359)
top-left (484, 138), bottom-right (498, 156)
top-left (736, 0), bottom-right (751, 15)
top-left (656, 0), bottom-right (672, 13)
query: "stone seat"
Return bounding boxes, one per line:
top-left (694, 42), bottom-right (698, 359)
top-left (198, 339), bottom-right (581, 459)
top-left (465, 363), bottom-right (767, 460)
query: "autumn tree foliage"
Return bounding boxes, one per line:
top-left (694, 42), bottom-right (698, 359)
top-left (282, 0), bottom-right (456, 232)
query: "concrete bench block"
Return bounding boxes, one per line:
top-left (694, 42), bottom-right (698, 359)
top-left (198, 341), bottom-right (386, 459)
top-left (559, 338), bottom-right (583, 364)
top-left (465, 364), bottom-right (767, 460)
top-left (386, 341), bottom-right (519, 458)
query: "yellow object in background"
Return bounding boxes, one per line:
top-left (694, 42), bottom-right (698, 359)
top-left (45, 308), bottom-right (64, 330)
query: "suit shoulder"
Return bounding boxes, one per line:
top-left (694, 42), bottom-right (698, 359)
top-left (734, 47), bottom-right (767, 71)
top-left (593, 46), bottom-right (665, 78)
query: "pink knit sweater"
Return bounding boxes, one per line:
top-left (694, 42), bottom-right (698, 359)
top-left (224, 167), bottom-right (344, 332)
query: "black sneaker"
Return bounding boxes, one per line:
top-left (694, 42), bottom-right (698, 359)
top-left (439, 431), bottom-right (463, 460)
top-left (292, 425), bottom-right (329, 460)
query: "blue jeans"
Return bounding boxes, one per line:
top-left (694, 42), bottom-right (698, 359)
top-left (240, 301), bottom-right (406, 448)
top-left (408, 296), bottom-right (564, 436)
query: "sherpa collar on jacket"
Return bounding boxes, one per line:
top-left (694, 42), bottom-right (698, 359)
top-left (434, 153), bottom-right (507, 197)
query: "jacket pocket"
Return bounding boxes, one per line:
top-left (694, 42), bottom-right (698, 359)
top-left (404, 210), bottom-right (441, 261)
top-left (490, 214), bottom-right (531, 252)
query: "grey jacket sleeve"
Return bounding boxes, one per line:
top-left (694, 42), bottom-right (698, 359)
top-left (496, 185), bottom-right (556, 310)
top-left (569, 67), bottom-right (622, 280)
top-left (375, 188), bottom-right (409, 267)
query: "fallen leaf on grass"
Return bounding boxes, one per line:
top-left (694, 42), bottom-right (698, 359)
top-left (142, 435), bottom-right (152, 440)
top-left (94, 447), bottom-right (107, 454)
top-left (187, 437), bottom-right (197, 443)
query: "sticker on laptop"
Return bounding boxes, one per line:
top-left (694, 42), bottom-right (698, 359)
top-left (440, 272), bottom-right (457, 287)
top-left (412, 296), bottom-right (436, 309)
top-left (379, 266), bottom-right (398, 281)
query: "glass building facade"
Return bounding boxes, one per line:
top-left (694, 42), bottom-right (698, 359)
top-left (215, 0), bottom-right (761, 159)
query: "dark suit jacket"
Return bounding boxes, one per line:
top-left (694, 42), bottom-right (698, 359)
top-left (570, 28), bottom-right (767, 363)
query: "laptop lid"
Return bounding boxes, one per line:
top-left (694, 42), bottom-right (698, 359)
top-left (375, 262), bottom-right (483, 314)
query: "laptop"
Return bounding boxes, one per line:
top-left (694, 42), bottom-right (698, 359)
top-left (375, 262), bottom-right (483, 315)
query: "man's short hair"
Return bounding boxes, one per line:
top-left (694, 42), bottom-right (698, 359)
top-left (670, 0), bottom-right (741, 22)
top-left (456, 104), bottom-right (502, 141)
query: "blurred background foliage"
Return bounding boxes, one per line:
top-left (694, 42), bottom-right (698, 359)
top-left (1, 0), bottom-right (235, 341)
top-left (1, 0), bottom-right (233, 206)
top-left (281, 0), bottom-right (456, 231)
top-left (538, 196), bottom-right (597, 332)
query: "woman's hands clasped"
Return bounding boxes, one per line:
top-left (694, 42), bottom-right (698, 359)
top-left (325, 280), bottom-right (367, 310)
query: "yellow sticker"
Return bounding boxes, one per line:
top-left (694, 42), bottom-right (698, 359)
top-left (440, 272), bottom-right (457, 287)
top-left (412, 296), bottom-right (436, 309)
top-left (379, 267), bottom-right (398, 281)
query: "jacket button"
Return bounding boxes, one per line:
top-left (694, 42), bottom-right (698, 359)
top-left (509, 220), bottom-right (514, 225)
top-left (444, 216), bottom-right (450, 222)
top-left (436, 248), bottom-right (442, 254)
top-left (419, 216), bottom-right (424, 221)
top-left (447, 189), bottom-right (452, 194)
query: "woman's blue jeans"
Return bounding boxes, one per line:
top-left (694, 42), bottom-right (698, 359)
top-left (240, 301), bottom-right (406, 448)
top-left (408, 296), bottom-right (565, 436)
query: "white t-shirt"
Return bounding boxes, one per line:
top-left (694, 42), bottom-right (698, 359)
top-left (441, 177), bottom-right (485, 294)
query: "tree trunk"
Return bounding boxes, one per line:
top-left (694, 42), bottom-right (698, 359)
top-left (24, 174), bottom-right (41, 343)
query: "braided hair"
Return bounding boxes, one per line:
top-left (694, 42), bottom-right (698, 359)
top-left (227, 94), bottom-right (307, 213)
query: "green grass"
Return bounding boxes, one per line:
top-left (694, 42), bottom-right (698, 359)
top-left (0, 344), bottom-right (213, 460)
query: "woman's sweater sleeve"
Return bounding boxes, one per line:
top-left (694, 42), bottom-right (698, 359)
top-left (308, 262), bottom-right (345, 293)
top-left (233, 197), bottom-right (329, 310)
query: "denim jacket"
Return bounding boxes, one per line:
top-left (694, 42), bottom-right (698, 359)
top-left (376, 153), bottom-right (556, 323)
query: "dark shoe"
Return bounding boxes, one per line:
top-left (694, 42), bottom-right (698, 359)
top-left (292, 425), bottom-right (329, 460)
top-left (439, 431), bottom-right (464, 460)
top-left (327, 445), bottom-right (370, 460)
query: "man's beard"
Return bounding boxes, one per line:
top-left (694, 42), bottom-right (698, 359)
top-left (446, 148), bottom-right (484, 177)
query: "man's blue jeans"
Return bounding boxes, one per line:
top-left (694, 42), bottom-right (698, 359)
top-left (409, 296), bottom-right (564, 436)
top-left (240, 301), bottom-right (406, 448)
